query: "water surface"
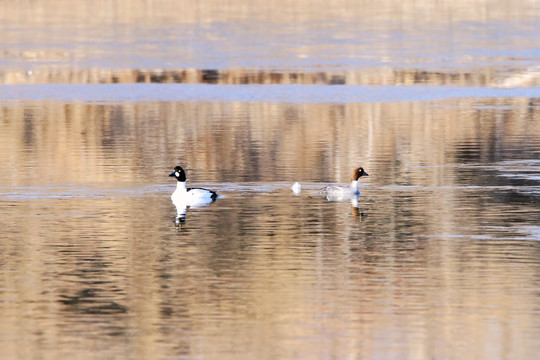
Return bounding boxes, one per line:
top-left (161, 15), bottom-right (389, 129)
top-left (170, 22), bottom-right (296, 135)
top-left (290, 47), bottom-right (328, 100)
top-left (2, 98), bottom-right (540, 359)
top-left (1, 1), bottom-right (540, 359)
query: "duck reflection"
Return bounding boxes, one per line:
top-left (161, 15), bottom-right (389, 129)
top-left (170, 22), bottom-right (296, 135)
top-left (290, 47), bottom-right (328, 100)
top-left (324, 193), bottom-right (365, 218)
top-left (174, 200), bottom-right (188, 226)
top-left (173, 200), bottom-right (216, 227)
top-left (349, 195), bottom-right (367, 218)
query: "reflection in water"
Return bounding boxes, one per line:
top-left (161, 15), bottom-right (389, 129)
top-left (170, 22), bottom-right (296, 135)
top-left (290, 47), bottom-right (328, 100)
top-left (2, 0), bottom-right (540, 87)
top-left (2, 0), bottom-right (540, 358)
top-left (1, 98), bottom-right (540, 359)
top-left (4, 67), bottom-right (540, 88)
top-left (5, 96), bottom-right (538, 187)
top-left (349, 196), bottom-right (364, 218)
top-left (6, 67), bottom-right (539, 87)
top-left (173, 200), bottom-right (188, 226)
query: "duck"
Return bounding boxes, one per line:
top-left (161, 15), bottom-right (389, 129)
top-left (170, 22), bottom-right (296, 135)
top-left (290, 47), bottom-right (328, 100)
top-left (169, 166), bottom-right (218, 207)
top-left (320, 166), bottom-right (369, 201)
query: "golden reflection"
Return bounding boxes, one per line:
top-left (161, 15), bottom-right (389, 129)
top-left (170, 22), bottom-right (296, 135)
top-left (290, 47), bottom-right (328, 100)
top-left (2, 0), bottom-right (540, 87)
top-left (2, 1), bottom-right (540, 359)
top-left (3, 95), bottom-right (539, 360)
top-left (4, 67), bottom-right (540, 87)
top-left (1, 97), bottom-right (540, 189)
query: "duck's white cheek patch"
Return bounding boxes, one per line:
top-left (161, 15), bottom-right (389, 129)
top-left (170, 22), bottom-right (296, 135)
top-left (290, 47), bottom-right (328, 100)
top-left (175, 172), bottom-right (180, 177)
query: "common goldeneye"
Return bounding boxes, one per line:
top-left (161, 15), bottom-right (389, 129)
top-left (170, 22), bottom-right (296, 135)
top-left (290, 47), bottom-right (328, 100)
top-left (169, 166), bottom-right (218, 207)
top-left (321, 166), bottom-right (369, 201)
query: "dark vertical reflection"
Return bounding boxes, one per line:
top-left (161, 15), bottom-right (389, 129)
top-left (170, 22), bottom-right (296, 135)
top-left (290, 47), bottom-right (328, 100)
top-left (22, 108), bottom-right (35, 147)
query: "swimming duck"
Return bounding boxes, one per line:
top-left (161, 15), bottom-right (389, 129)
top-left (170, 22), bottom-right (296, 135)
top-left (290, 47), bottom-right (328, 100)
top-left (321, 166), bottom-right (369, 201)
top-left (169, 166), bottom-right (218, 207)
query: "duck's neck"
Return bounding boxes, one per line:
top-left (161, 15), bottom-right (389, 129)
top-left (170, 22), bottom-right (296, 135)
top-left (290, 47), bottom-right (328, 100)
top-left (350, 180), bottom-right (359, 194)
top-left (176, 181), bottom-right (187, 192)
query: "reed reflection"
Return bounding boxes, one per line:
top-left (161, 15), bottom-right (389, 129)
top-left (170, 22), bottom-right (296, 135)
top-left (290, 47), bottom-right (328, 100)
top-left (4, 67), bottom-right (540, 87)
top-left (1, 97), bottom-right (540, 359)
top-left (3, 0), bottom-right (540, 89)
top-left (2, 98), bottom-right (540, 188)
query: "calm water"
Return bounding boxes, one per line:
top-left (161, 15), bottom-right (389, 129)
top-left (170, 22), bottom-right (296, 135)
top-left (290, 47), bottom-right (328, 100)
top-left (2, 1), bottom-right (540, 359)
